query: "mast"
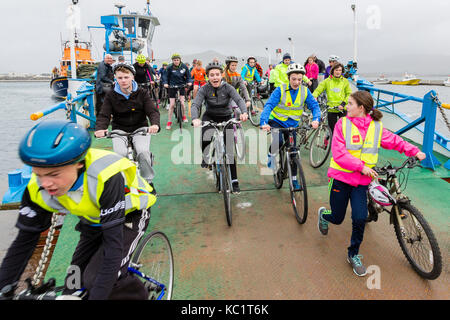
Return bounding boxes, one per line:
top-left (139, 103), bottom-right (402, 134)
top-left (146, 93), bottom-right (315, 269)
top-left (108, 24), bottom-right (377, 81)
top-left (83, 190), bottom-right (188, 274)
top-left (67, 0), bottom-right (81, 79)
top-left (351, 4), bottom-right (357, 63)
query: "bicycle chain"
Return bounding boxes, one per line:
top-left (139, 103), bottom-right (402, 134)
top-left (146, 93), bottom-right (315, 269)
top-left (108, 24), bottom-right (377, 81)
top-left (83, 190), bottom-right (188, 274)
top-left (431, 92), bottom-right (450, 133)
top-left (32, 212), bottom-right (58, 287)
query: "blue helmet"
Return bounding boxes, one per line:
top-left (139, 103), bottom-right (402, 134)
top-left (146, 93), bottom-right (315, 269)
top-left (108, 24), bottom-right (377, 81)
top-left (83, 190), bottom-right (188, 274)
top-left (19, 120), bottom-right (91, 167)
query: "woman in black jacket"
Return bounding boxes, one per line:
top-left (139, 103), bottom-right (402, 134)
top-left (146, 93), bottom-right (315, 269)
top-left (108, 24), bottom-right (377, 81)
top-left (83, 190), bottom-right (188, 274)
top-left (191, 62), bottom-right (248, 193)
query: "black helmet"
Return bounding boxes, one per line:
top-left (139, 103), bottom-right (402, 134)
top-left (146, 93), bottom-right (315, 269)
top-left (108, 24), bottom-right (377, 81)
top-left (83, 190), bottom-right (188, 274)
top-left (113, 63), bottom-right (136, 75)
top-left (247, 56), bottom-right (257, 63)
top-left (205, 61), bottom-right (223, 74)
top-left (225, 56), bottom-right (238, 64)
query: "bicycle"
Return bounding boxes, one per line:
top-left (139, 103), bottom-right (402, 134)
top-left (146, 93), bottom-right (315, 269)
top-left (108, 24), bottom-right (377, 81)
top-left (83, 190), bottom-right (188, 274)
top-left (268, 126), bottom-right (308, 224)
top-left (138, 82), bottom-right (159, 109)
top-left (247, 82), bottom-right (264, 127)
top-left (159, 83), bottom-right (169, 110)
top-left (367, 157), bottom-right (442, 280)
top-left (104, 127), bottom-right (155, 185)
top-left (230, 103), bottom-right (246, 161)
top-left (169, 84), bottom-right (187, 133)
top-left (0, 229), bottom-right (174, 300)
top-left (202, 118), bottom-right (241, 226)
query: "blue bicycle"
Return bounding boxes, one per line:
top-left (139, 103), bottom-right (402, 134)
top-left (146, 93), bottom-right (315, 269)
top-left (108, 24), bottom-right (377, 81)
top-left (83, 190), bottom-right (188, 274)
top-left (0, 230), bottom-right (174, 300)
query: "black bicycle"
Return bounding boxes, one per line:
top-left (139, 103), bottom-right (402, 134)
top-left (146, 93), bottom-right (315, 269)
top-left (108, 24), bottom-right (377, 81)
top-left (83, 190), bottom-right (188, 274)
top-left (268, 126), bottom-right (308, 224)
top-left (247, 82), bottom-right (264, 127)
top-left (169, 85), bottom-right (187, 133)
top-left (202, 118), bottom-right (241, 226)
top-left (367, 157), bottom-right (442, 280)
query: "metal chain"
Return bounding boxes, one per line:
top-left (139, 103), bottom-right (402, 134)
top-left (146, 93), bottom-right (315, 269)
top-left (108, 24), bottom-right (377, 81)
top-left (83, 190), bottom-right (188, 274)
top-left (431, 92), bottom-right (450, 133)
top-left (32, 212), bottom-right (58, 287)
top-left (65, 99), bottom-right (72, 120)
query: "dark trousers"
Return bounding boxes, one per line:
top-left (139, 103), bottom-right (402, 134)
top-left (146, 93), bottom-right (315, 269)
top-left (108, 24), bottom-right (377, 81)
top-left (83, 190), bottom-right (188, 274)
top-left (268, 120), bottom-right (298, 174)
top-left (201, 113), bottom-right (237, 181)
top-left (63, 209), bottom-right (150, 299)
top-left (327, 110), bottom-right (347, 136)
top-left (323, 178), bottom-right (368, 258)
top-left (308, 78), bottom-right (318, 93)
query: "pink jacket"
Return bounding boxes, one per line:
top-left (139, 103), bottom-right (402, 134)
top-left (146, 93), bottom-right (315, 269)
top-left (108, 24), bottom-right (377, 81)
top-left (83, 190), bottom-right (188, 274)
top-left (305, 63), bottom-right (319, 79)
top-left (328, 115), bottom-right (420, 187)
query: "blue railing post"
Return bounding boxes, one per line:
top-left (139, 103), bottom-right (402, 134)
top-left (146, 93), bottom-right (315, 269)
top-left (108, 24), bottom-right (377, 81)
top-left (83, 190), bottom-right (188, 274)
top-left (421, 91), bottom-right (441, 170)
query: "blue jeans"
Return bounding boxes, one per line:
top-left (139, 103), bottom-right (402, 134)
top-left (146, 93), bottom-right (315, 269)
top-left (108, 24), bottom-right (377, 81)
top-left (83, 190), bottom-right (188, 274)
top-left (323, 178), bottom-right (368, 257)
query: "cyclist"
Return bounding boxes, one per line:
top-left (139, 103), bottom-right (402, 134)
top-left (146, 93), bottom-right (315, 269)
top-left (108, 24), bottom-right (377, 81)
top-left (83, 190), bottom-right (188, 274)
top-left (191, 62), bottom-right (249, 193)
top-left (94, 63), bottom-right (160, 189)
top-left (162, 53), bottom-right (193, 129)
top-left (0, 120), bottom-right (157, 300)
top-left (133, 54), bottom-right (156, 87)
top-left (223, 55), bottom-right (251, 110)
top-left (313, 62), bottom-right (352, 137)
top-left (270, 53), bottom-right (311, 89)
top-left (317, 90), bottom-right (426, 277)
top-left (324, 54), bottom-right (340, 79)
top-left (260, 64), bottom-right (321, 190)
top-left (191, 60), bottom-right (207, 99)
top-left (158, 62), bottom-right (169, 107)
top-left (241, 56), bottom-right (262, 98)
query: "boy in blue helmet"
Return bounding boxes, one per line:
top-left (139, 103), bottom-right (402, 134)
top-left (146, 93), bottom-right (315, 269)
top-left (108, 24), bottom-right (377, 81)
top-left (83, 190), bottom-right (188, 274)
top-left (0, 120), bottom-right (157, 300)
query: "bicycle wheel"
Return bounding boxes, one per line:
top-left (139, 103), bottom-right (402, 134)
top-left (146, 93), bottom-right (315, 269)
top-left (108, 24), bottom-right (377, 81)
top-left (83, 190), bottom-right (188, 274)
top-left (176, 100), bottom-right (182, 132)
top-left (130, 231), bottom-right (174, 300)
top-left (273, 152), bottom-right (283, 189)
top-left (392, 203), bottom-right (442, 280)
top-left (234, 123), bottom-right (245, 160)
top-left (219, 163), bottom-right (232, 226)
top-left (309, 124), bottom-right (332, 168)
top-left (289, 157), bottom-right (308, 224)
top-left (249, 98), bottom-right (264, 127)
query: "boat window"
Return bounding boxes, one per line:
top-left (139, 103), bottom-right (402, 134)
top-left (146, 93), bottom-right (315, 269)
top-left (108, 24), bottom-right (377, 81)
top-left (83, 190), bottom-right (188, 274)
top-left (138, 18), bottom-right (150, 38)
top-left (122, 17), bottom-right (136, 36)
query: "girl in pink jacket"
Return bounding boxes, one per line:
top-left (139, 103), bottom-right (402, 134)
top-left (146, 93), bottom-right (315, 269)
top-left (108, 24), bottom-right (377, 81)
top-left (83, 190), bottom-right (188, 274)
top-left (317, 90), bottom-right (426, 277)
top-left (305, 56), bottom-right (319, 92)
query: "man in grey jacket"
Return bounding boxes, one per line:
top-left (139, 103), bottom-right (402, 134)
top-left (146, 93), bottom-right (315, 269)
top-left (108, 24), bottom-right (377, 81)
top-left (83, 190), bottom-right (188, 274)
top-left (95, 54), bottom-right (114, 116)
top-left (192, 62), bottom-right (248, 193)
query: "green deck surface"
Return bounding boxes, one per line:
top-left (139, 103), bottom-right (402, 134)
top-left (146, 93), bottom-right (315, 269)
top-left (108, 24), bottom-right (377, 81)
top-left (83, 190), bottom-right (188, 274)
top-left (44, 107), bottom-right (450, 299)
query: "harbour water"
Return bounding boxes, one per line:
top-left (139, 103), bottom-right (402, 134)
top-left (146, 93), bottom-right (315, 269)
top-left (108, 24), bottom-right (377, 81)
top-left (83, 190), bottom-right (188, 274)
top-left (0, 79), bottom-right (449, 196)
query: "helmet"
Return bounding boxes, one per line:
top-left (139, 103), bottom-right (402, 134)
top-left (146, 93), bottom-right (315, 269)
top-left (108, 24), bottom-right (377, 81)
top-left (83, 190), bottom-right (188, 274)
top-left (171, 53), bottom-right (181, 60)
top-left (329, 55), bottom-right (340, 62)
top-left (136, 54), bottom-right (146, 64)
top-left (225, 56), bottom-right (239, 64)
top-left (153, 64), bottom-right (157, 69)
top-left (368, 181), bottom-right (394, 206)
top-left (247, 56), bottom-right (256, 63)
top-left (113, 63), bottom-right (136, 75)
top-left (19, 120), bottom-right (91, 168)
top-left (286, 63), bottom-right (306, 75)
top-left (205, 61), bottom-right (223, 74)
top-left (162, 61), bottom-right (168, 66)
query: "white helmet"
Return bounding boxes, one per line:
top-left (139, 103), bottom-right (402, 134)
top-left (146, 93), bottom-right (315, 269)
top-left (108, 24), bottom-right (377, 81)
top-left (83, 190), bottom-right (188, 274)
top-left (286, 63), bottom-right (306, 76)
top-left (368, 181), bottom-right (395, 206)
top-left (329, 55), bottom-right (340, 62)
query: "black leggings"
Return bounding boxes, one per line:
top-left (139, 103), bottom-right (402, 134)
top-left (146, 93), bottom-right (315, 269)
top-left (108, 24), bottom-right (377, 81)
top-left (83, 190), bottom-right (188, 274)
top-left (328, 110), bottom-right (347, 136)
top-left (201, 114), bottom-right (237, 181)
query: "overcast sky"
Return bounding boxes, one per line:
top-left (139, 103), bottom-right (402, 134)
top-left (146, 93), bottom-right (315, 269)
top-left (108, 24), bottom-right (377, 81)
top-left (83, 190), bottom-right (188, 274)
top-left (1, 0), bottom-right (449, 74)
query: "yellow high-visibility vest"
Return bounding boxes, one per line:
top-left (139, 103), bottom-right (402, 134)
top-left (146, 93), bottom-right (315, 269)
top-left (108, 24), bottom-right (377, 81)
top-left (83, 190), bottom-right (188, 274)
top-left (329, 117), bottom-right (383, 172)
top-left (27, 148), bottom-right (156, 225)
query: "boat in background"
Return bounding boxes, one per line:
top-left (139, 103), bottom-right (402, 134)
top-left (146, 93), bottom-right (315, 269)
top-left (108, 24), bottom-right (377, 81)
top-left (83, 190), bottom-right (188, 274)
top-left (372, 74), bottom-right (390, 84)
top-left (50, 33), bottom-right (95, 99)
top-left (444, 76), bottom-right (450, 87)
top-left (391, 72), bottom-right (421, 85)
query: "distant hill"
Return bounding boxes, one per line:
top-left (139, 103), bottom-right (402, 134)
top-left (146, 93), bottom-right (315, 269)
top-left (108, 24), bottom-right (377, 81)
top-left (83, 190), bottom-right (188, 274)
top-left (153, 50), bottom-right (274, 71)
top-left (152, 50), bottom-right (450, 77)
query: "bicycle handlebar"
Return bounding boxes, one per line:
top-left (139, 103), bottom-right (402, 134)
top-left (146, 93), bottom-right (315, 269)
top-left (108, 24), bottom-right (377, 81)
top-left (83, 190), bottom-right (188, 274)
top-left (200, 118), bottom-right (241, 129)
top-left (374, 157), bottom-right (421, 175)
top-left (106, 127), bottom-right (149, 138)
